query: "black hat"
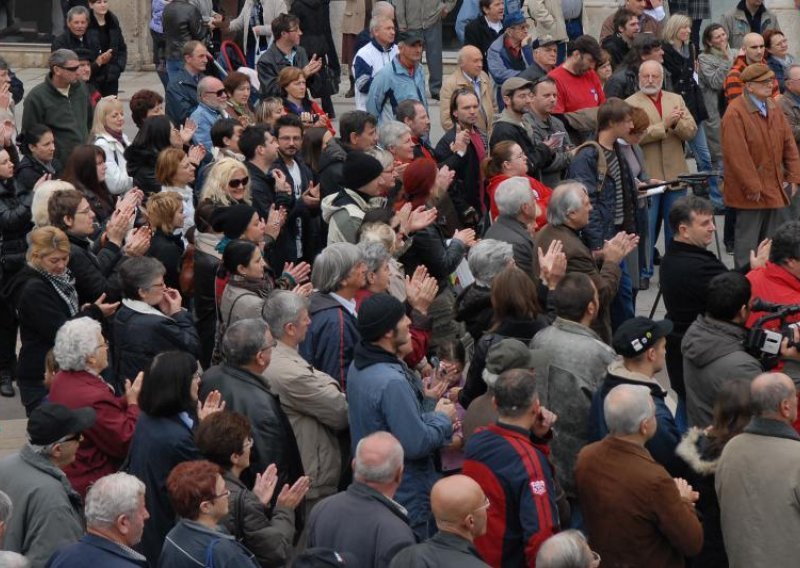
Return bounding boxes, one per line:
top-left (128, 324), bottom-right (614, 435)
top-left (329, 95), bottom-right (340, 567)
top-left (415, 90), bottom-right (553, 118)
top-left (343, 151), bottom-right (384, 191)
top-left (397, 30), bottom-right (424, 45)
top-left (27, 403), bottom-right (96, 445)
top-left (210, 204), bottom-right (257, 239)
top-left (612, 317), bottom-right (673, 358)
top-left (292, 548), bottom-right (358, 567)
top-left (357, 293), bottom-right (406, 341)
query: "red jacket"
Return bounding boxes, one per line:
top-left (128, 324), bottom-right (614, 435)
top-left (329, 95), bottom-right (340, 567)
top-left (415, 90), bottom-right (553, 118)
top-left (48, 370), bottom-right (140, 498)
top-left (487, 174), bottom-right (551, 231)
top-left (746, 261), bottom-right (800, 329)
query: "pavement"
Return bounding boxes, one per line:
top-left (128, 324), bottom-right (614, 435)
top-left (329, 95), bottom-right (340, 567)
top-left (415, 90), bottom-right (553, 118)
top-left (0, 67), bottom-right (733, 457)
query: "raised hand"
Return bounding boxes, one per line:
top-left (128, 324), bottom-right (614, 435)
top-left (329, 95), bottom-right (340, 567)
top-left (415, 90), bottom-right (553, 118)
top-left (252, 464), bottom-right (279, 506)
top-left (538, 239), bottom-right (567, 289)
top-left (187, 144), bottom-right (205, 165)
top-left (283, 261), bottom-right (311, 284)
top-left (198, 389), bottom-right (226, 420)
top-left (276, 475), bottom-right (312, 509)
top-left (532, 406), bottom-right (557, 438)
top-left (93, 292), bottom-right (120, 317)
top-left (405, 205), bottom-right (437, 234)
top-left (264, 207), bottom-right (287, 240)
top-left (292, 282), bottom-right (314, 297)
top-left (271, 169), bottom-right (291, 194)
top-left (405, 266), bottom-right (438, 315)
top-left (452, 227), bottom-right (477, 247)
top-left (435, 165), bottom-right (455, 192)
top-left (125, 371), bottom-right (144, 406)
top-left (301, 183), bottom-right (320, 208)
top-left (123, 226), bottom-right (152, 257)
top-left (181, 119), bottom-right (198, 146)
top-left (750, 238), bottom-right (772, 270)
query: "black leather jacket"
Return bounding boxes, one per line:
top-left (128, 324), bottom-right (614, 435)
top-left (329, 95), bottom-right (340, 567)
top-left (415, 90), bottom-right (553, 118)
top-left (162, 0), bottom-right (208, 61)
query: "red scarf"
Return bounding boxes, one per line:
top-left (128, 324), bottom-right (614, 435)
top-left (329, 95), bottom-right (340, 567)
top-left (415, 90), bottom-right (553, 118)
top-left (468, 127), bottom-right (487, 212)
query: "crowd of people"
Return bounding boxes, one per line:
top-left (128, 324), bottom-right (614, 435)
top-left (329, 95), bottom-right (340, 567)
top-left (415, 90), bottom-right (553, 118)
top-left (1, 0), bottom-right (800, 566)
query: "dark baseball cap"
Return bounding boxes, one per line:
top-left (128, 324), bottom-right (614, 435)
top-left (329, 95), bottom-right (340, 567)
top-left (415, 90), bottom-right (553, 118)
top-left (27, 403), bottom-right (96, 445)
top-left (397, 30), bottom-right (424, 45)
top-left (612, 317), bottom-right (673, 358)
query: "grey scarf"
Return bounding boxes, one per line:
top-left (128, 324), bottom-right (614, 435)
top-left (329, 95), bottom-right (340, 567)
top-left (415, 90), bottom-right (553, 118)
top-left (34, 266), bottom-right (79, 316)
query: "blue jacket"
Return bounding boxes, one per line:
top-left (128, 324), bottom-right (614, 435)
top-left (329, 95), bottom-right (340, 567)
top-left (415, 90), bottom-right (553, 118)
top-left (486, 34), bottom-right (533, 107)
top-left (165, 67), bottom-right (200, 125)
top-left (126, 413), bottom-right (201, 564)
top-left (299, 292), bottom-right (360, 390)
top-left (589, 361), bottom-right (685, 477)
top-left (47, 534), bottom-right (148, 567)
top-left (568, 141), bottom-right (638, 251)
top-left (189, 102), bottom-right (225, 150)
top-left (158, 519), bottom-right (259, 568)
top-left (346, 340), bottom-right (452, 535)
top-left (366, 57), bottom-right (428, 126)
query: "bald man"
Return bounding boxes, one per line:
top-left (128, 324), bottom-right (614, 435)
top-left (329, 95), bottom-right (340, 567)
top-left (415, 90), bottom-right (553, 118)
top-left (440, 45), bottom-right (497, 133)
top-left (307, 432), bottom-right (416, 567)
top-left (716, 373), bottom-right (800, 566)
top-left (724, 33), bottom-right (779, 101)
top-left (389, 475), bottom-right (490, 567)
top-left (189, 76), bottom-right (230, 151)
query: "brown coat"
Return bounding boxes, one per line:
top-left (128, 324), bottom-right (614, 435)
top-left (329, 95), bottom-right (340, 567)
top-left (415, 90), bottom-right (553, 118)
top-left (575, 436), bottom-right (703, 568)
top-left (534, 223), bottom-right (621, 344)
top-left (341, 0), bottom-right (368, 36)
top-left (626, 90), bottom-right (697, 181)
top-left (439, 69), bottom-right (498, 134)
top-left (721, 93), bottom-right (800, 209)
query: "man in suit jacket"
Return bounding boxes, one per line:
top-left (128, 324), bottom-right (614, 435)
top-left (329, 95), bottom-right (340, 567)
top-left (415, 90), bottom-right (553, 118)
top-left (439, 45), bottom-right (497, 134)
top-left (484, 177), bottom-right (539, 276)
top-left (535, 181), bottom-right (637, 343)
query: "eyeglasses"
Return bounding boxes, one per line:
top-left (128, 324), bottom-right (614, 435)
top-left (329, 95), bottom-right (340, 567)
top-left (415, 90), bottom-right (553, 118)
top-left (213, 89), bottom-right (227, 97)
top-left (58, 65), bottom-right (80, 72)
top-left (148, 281), bottom-right (167, 290)
top-left (60, 432), bottom-right (84, 443)
top-left (208, 489), bottom-right (230, 502)
top-left (228, 176), bottom-right (249, 188)
top-left (750, 79), bottom-right (774, 85)
top-left (260, 339), bottom-right (278, 353)
top-left (473, 497), bottom-right (490, 513)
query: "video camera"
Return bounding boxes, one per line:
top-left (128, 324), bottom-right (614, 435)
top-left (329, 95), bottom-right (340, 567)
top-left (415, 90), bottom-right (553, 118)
top-left (744, 298), bottom-right (800, 368)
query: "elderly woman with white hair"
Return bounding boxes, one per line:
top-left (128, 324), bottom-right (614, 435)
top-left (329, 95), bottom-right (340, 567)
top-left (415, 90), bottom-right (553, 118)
top-left (379, 121), bottom-right (415, 167)
top-left (455, 239), bottom-right (515, 342)
top-left (536, 530), bottom-right (600, 568)
top-left (47, 317), bottom-right (143, 499)
top-left (46, 472), bottom-right (149, 566)
top-left (298, 242), bottom-right (367, 389)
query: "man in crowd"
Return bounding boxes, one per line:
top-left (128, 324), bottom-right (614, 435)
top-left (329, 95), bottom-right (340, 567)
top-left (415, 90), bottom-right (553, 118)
top-left (716, 372), bottom-right (800, 566)
top-left (590, 317), bottom-right (683, 476)
top-left (318, 110), bottom-right (379, 197)
top-left (576, 384), bottom-right (703, 566)
top-left (531, 273), bottom-right (617, 506)
top-left (239, 125), bottom-right (287, 222)
top-left (778, 64), bottom-right (800, 145)
top-left (604, 33), bottom-right (664, 100)
top-left (721, 0), bottom-right (780, 49)
top-left (389, 475), bottom-right (490, 567)
top-left (200, 319), bottom-right (304, 491)
top-left (262, 290), bottom-right (349, 516)
top-left (724, 32), bottom-right (778, 101)
top-left (722, 63), bottom-right (800, 269)
top-left (347, 293), bottom-right (456, 538)
top-left (165, 40), bottom-right (208, 125)
top-left (257, 13), bottom-right (322, 99)
top-left (484, 177), bottom-right (539, 276)
top-left (520, 38), bottom-right (559, 83)
top-left (682, 272), bottom-right (763, 427)
top-left (599, 0), bottom-right (663, 42)
top-left (366, 30), bottom-right (428, 126)
top-left (21, 49), bottom-right (90, 166)
top-left (162, 0), bottom-right (207, 79)
top-left (535, 181), bottom-right (635, 343)
top-left (394, 0), bottom-right (455, 100)
top-left (308, 432), bottom-right (416, 566)
top-left (490, 77), bottom-right (554, 179)
top-left (601, 8), bottom-right (640, 67)
top-left (46, 472), bottom-right (149, 567)
top-left (0, 404), bottom-right (94, 566)
top-left (525, 77), bottom-right (573, 187)
top-left (189, 76), bottom-right (229, 150)
top-left (536, 531), bottom-right (598, 568)
top-left (486, 11), bottom-right (534, 107)
top-left (353, 15), bottom-right (397, 112)
top-left (463, 369), bottom-right (560, 566)
top-left (440, 45), bottom-right (497, 134)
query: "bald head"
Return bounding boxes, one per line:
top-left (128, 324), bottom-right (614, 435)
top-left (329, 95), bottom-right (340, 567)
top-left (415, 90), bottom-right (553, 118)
top-left (604, 384), bottom-right (654, 436)
top-left (431, 475), bottom-right (485, 523)
top-left (743, 33), bottom-right (766, 64)
top-left (639, 60), bottom-right (663, 95)
top-left (459, 45), bottom-right (484, 79)
top-left (751, 372), bottom-right (796, 420)
top-left (353, 432), bottom-right (404, 486)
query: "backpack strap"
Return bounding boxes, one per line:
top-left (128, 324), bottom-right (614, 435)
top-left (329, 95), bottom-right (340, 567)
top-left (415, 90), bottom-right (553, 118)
top-left (204, 537), bottom-right (222, 568)
top-left (573, 141), bottom-right (608, 190)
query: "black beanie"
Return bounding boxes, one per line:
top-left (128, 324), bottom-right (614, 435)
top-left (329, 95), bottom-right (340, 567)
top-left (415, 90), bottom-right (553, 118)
top-left (342, 151), bottom-right (384, 192)
top-left (357, 293), bottom-right (406, 341)
top-left (210, 204), bottom-right (257, 239)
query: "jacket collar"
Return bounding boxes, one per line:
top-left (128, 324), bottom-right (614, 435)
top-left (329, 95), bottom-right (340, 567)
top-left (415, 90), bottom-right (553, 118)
top-left (348, 482), bottom-right (410, 519)
top-left (552, 317), bottom-right (611, 345)
top-left (81, 534), bottom-right (148, 563)
top-left (353, 340), bottom-right (402, 370)
top-left (607, 360), bottom-right (666, 393)
top-left (758, 261), bottom-right (800, 290)
top-left (429, 531), bottom-right (483, 558)
top-left (122, 298), bottom-right (170, 319)
top-left (219, 363), bottom-right (274, 394)
top-left (666, 238), bottom-right (717, 257)
top-left (494, 215), bottom-right (532, 241)
top-left (20, 444), bottom-right (82, 503)
top-left (744, 416), bottom-right (800, 442)
top-left (741, 91), bottom-right (775, 114)
top-left (370, 38), bottom-right (394, 52)
top-left (601, 435), bottom-right (656, 462)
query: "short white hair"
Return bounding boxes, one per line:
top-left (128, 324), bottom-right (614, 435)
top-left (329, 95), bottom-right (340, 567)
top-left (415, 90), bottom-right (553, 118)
top-left (379, 121), bottom-right (411, 152)
top-left (603, 384), bottom-right (654, 435)
top-left (53, 317), bottom-right (103, 371)
top-left (0, 552), bottom-right (29, 568)
top-left (536, 530), bottom-right (592, 568)
top-left (85, 472), bottom-right (145, 530)
top-left (547, 181), bottom-right (586, 227)
top-left (495, 177), bottom-right (534, 216)
top-left (468, 239), bottom-right (514, 287)
top-left (31, 181), bottom-right (75, 228)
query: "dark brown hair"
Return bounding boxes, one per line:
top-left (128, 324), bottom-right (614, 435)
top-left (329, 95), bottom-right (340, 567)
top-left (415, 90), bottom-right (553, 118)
top-left (490, 265), bottom-right (541, 328)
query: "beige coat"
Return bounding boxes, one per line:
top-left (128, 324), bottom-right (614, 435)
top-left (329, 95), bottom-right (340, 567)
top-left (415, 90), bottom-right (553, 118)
top-left (439, 68), bottom-right (497, 134)
top-left (262, 341), bottom-right (349, 500)
top-left (626, 90), bottom-right (697, 181)
top-left (526, 0), bottom-right (567, 43)
top-left (777, 93), bottom-right (800, 147)
top-left (341, 0), bottom-right (367, 36)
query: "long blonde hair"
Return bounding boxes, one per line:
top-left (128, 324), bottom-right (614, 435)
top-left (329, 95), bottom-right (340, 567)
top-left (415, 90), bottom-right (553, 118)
top-left (663, 14), bottom-right (692, 46)
top-left (90, 96), bottom-right (125, 139)
top-left (199, 158), bottom-right (252, 206)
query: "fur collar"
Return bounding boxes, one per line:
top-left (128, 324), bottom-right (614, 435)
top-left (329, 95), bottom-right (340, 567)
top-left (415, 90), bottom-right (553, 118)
top-left (675, 427), bottom-right (719, 476)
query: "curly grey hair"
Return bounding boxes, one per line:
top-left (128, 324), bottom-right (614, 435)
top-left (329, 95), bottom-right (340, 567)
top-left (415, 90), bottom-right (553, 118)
top-left (311, 242), bottom-right (364, 293)
top-left (468, 239), bottom-right (514, 287)
top-left (53, 317), bottom-right (103, 371)
top-left (85, 472), bottom-right (146, 530)
top-left (378, 121), bottom-right (411, 153)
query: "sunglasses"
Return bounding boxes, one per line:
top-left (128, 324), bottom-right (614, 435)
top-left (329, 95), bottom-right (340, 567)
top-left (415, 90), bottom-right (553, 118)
top-left (228, 177), bottom-right (249, 188)
top-left (59, 65), bottom-right (80, 72)
top-left (214, 89), bottom-right (227, 97)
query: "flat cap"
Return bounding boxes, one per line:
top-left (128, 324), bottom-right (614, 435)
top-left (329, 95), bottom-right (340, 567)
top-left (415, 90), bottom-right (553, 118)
top-left (741, 63), bottom-right (775, 83)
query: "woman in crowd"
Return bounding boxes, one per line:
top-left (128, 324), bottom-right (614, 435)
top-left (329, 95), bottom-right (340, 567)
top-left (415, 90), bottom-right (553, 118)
top-left (224, 71), bottom-right (257, 126)
top-left (196, 411), bottom-right (310, 568)
top-left (86, 0), bottom-right (128, 96)
top-left (125, 115), bottom-right (196, 195)
top-left (47, 317), bottom-right (140, 498)
top-left (91, 96), bottom-right (134, 196)
top-left (4, 227), bottom-right (115, 414)
top-left (130, 89), bottom-right (165, 128)
top-left (146, 192), bottom-right (186, 290)
top-left (156, 147), bottom-right (197, 235)
top-left (48, 188), bottom-right (150, 304)
top-left (459, 265), bottom-right (548, 409)
top-left (113, 257), bottom-right (201, 384)
top-left (160, 460), bottom-right (261, 567)
top-left (126, 351), bottom-right (223, 563)
top-left (596, 49), bottom-right (613, 86)
top-left (254, 97), bottom-right (286, 131)
top-left (278, 67), bottom-right (335, 135)
top-left (61, 144), bottom-right (116, 225)
top-left (764, 29), bottom-right (794, 93)
top-left (676, 379), bottom-right (753, 568)
top-left (301, 127), bottom-right (334, 176)
top-left (358, 216), bottom-right (408, 300)
top-left (200, 158), bottom-right (253, 207)
top-left (15, 125), bottom-right (61, 193)
top-left (484, 141), bottom-right (551, 230)
top-left (31, 180), bottom-right (75, 228)
top-left (379, 121), bottom-right (415, 166)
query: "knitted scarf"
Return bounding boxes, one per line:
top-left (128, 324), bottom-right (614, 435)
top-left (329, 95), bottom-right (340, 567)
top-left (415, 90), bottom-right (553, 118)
top-left (34, 266), bottom-right (79, 316)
